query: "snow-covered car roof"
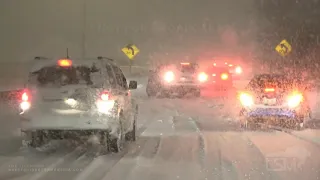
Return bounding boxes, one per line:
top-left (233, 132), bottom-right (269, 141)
top-left (29, 57), bottom-right (112, 73)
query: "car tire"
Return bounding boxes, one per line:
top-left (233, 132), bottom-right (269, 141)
top-left (240, 119), bottom-right (257, 131)
top-left (146, 86), bottom-right (156, 97)
top-left (194, 90), bottom-right (201, 97)
top-left (125, 105), bottom-right (138, 141)
top-left (107, 114), bottom-right (125, 153)
top-left (295, 111), bottom-right (311, 130)
top-left (29, 131), bottom-right (46, 148)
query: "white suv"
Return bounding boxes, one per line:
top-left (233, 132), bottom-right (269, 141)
top-left (19, 57), bottom-right (138, 152)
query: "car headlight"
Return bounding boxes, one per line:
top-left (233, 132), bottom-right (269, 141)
top-left (239, 93), bottom-right (254, 107)
top-left (198, 72), bottom-right (208, 82)
top-left (287, 93), bottom-right (303, 108)
top-left (164, 71), bottom-right (175, 82)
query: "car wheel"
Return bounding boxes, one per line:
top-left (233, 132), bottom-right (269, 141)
top-left (295, 110), bottom-right (311, 130)
top-left (125, 105), bottom-right (138, 141)
top-left (194, 90), bottom-right (201, 97)
top-left (107, 114), bottom-right (125, 153)
top-left (29, 131), bottom-right (47, 148)
top-left (146, 86), bottom-right (156, 97)
top-left (240, 119), bottom-right (257, 131)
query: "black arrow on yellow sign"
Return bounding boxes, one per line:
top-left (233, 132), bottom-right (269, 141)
top-left (126, 44), bottom-right (135, 55)
top-left (280, 43), bottom-right (288, 54)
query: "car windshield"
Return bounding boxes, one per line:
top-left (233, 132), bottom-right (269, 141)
top-left (179, 64), bottom-right (197, 73)
top-left (247, 74), bottom-right (292, 90)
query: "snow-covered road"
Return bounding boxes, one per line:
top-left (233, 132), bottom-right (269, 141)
top-left (0, 77), bottom-right (319, 180)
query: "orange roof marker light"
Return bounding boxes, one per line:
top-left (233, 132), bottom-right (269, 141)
top-left (58, 59), bottom-right (72, 67)
top-left (265, 88), bottom-right (275, 92)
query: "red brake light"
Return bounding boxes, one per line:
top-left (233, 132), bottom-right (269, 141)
top-left (58, 59), bottom-right (72, 67)
top-left (221, 73), bottom-right (228, 80)
top-left (20, 91), bottom-right (31, 111)
top-left (235, 66), bottom-right (242, 74)
top-left (100, 92), bottom-right (110, 101)
top-left (198, 72), bottom-right (208, 82)
top-left (22, 92), bottom-right (29, 101)
top-left (265, 88), bottom-right (275, 92)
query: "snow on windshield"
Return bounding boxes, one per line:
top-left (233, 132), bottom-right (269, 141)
top-left (28, 64), bottom-right (108, 88)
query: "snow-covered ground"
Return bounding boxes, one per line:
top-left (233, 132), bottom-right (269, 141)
top-left (0, 75), bottom-right (319, 180)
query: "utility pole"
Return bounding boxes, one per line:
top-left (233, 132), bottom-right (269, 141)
top-left (82, 0), bottom-right (87, 58)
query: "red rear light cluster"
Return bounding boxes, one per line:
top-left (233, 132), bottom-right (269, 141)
top-left (198, 72), bottom-right (208, 82)
top-left (221, 73), bottom-right (229, 80)
top-left (100, 91), bottom-right (110, 101)
top-left (20, 90), bottom-right (31, 112)
top-left (96, 91), bottom-right (115, 113)
top-left (235, 66), bottom-right (242, 74)
top-left (22, 92), bottom-right (29, 101)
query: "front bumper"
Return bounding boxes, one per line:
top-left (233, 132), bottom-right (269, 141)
top-left (245, 108), bottom-right (296, 118)
top-left (240, 105), bottom-right (307, 121)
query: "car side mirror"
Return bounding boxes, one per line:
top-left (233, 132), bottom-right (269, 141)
top-left (129, 81), bottom-right (138, 89)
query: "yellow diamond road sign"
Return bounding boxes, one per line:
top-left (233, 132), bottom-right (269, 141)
top-left (275, 39), bottom-right (292, 57)
top-left (122, 44), bottom-right (140, 60)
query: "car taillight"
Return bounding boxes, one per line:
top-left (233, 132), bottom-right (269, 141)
top-left (239, 92), bottom-right (254, 107)
top-left (221, 73), bottom-right (228, 80)
top-left (287, 92), bottom-right (303, 108)
top-left (97, 91), bottom-right (115, 114)
top-left (235, 66), bottom-right (242, 74)
top-left (100, 92), bottom-right (110, 101)
top-left (22, 92), bottom-right (29, 101)
top-left (164, 71), bottom-right (175, 82)
top-left (198, 72), bottom-right (208, 82)
top-left (20, 91), bottom-right (31, 111)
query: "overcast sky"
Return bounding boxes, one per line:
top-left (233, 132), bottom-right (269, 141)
top-left (0, 0), bottom-right (257, 65)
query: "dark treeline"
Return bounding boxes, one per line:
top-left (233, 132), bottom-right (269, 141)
top-left (255, 0), bottom-right (320, 61)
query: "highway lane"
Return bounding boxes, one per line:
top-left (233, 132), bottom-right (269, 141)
top-left (0, 79), bottom-right (319, 180)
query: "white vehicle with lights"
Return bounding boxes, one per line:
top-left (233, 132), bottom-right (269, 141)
top-left (238, 74), bottom-right (311, 130)
top-left (19, 56), bottom-right (138, 152)
top-left (146, 62), bottom-right (205, 97)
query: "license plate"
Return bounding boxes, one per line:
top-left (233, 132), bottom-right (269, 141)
top-left (180, 77), bottom-right (186, 81)
top-left (263, 98), bottom-right (276, 105)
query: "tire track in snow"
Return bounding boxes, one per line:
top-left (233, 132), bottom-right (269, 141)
top-left (258, 124), bottom-right (320, 148)
top-left (97, 137), bottom-right (161, 180)
top-left (26, 143), bottom-right (89, 180)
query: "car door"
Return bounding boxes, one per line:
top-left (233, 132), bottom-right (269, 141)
top-left (111, 65), bottom-right (132, 131)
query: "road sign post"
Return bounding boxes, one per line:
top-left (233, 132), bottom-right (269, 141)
top-left (121, 44), bottom-right (140, 75)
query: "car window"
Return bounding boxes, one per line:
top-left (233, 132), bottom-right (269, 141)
top-left (105, 64), bottom-right (117, 88)
top-left (179, 64), bottom-right (197, 73)
top-left (112, 65), bottom-right (128, 90)
top-left (247, 75), bottom-right (291, 90)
